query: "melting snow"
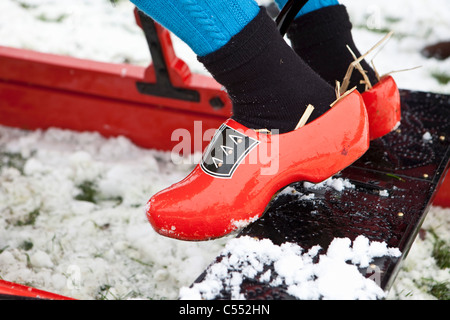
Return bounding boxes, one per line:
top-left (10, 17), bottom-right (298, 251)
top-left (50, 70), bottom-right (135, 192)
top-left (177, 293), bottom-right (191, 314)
top-left (180, 236), bottom-right (401, 300)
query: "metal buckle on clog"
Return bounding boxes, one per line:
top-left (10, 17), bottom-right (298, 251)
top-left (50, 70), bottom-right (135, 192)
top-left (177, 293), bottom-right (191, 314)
top-left (201, 124), bottom-right (260, 179)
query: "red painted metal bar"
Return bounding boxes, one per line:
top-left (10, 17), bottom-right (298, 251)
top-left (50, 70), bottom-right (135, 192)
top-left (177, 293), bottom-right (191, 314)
top-left (0, 280), bottom-right (73, 300)
top-left (0, 10), bottom-right (231, 153)
top-left (434, 172), bottom-right (450, 207)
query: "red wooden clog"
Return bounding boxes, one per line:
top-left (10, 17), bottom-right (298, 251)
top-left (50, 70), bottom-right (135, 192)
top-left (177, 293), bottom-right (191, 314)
top-left (362, 75), bottom-right (401, 140)
top-left (146, 91), bottom-right (370, 241)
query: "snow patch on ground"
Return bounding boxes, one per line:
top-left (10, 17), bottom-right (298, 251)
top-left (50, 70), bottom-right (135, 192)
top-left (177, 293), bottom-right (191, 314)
top-left (180, 236), bottom-right (401, 300)
top-left (0, 126), bottom-right (230, 300)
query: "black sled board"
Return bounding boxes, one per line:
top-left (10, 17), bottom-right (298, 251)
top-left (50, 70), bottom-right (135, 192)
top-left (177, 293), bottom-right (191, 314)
top-left (190, 89), bottom-right (450, 300)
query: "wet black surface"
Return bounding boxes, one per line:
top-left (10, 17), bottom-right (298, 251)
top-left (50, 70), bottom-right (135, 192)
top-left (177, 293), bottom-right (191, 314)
top-left (194, 90), bottom-right (450, 300)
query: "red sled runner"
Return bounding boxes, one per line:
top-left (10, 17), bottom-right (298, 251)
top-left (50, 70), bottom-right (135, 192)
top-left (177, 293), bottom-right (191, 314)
top-left (0, 9), bottom-right (231, 154)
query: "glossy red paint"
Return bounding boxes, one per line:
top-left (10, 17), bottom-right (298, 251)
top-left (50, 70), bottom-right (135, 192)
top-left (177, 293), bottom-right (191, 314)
top-left (0, 280), bottom-right (73, 300)
top-left (0, 44), bottom-right (231, 153)
top-left (434, 172), bottom-right (450, 207)
top-left (146, 91), bottom-right (370, 241)
top-left (362, 76), bottom-right (401, 140)
top-left (0, 10), bottom-right (232, 154)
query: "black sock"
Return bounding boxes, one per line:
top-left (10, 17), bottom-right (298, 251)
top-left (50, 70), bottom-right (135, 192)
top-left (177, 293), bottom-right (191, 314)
top-left (286, 5), bottom-right (378, 93)
top-left (198, 8), bottom-right (336, 134)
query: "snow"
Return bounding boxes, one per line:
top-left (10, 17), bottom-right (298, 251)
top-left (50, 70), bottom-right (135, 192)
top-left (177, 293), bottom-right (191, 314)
top-left (387, 208), bottom-right (450, 300)
top-left (340, 0), bottom-right (450, 94)
top-left (180, 235), bottom-right (401, 300)
top-left (423, 132), bottom-right (433, 141)
top-left (0, 127), bottom-right (231, 300)
top-left (0, 0), bottom-right (449, 300)
top-left (231, 214), bottom-right (261, 230)
top-left (304, 177), bottom-right (355, 192)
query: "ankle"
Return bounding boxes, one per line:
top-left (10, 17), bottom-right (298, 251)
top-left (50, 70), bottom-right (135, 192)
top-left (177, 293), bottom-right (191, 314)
top-left (287, 5), bottom-right (378, 92)
top-left (199, 8), bottom-right (336, 133)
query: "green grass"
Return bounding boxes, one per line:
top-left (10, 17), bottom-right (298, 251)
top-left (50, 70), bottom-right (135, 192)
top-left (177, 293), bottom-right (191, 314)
top-left (109, 0), bottom-right (125, 5)
top-left (0, 246), bottom-right (9, 254)
top-left (0, 151), bottom-right (28, 174)
top-left (13, 0), bottom-right (37, 10)
top-left (15, 208), bottom-right (40, 226)
top-left (428, 280), bottom-right (449, 300)
top-left (75, 180), bottom-right (123, 205)
top-left (36, 13), bottom-right (68, 23)
top-left (75, 181), bottom-right (98, 203)
top-left (19, 240), bottom-right (34, 251)
top-left (431, 71), bottom-right (450, 85)
top-left (429, 229), bottom-right (450, 270)
top-left (96, 284), bottom-right (140, 300)
top-left (418, 278), bottom-right (450, 300)
top-left (419, 228), bottom-right (450, 300)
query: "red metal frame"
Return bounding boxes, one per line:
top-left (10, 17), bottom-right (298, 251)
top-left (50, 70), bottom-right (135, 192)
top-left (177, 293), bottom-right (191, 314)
top-left (0, 280), bottom-right (73, 300)
top-left (434, 172), bottom-right (450, 207)
top-left (0, 9), bottom-right (231, 154)
top-left (0, 6), bottom-right (448, 299)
